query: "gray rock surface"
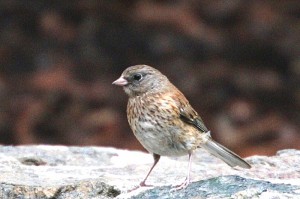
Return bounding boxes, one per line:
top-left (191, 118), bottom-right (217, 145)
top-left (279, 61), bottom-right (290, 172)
top-left (0, 145), bottom-right (299, 198)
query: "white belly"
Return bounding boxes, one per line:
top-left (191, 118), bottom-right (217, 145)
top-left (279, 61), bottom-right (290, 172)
top-left (133, 120), bottom-right (190, 157)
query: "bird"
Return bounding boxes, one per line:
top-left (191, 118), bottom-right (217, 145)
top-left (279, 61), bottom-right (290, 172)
top-left (112, 65), bottom-right (251, 190)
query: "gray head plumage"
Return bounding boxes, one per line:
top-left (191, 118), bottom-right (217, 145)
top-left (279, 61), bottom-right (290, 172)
top-left (113, 65), bottom-right (170, 97)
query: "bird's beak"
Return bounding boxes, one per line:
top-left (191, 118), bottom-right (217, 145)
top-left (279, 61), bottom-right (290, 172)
top-left (112, 76), bottom-right (128, 86)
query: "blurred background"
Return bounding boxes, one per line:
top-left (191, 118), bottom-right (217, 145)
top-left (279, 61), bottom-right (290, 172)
top-left (0, 0), bottom-right (299, 157)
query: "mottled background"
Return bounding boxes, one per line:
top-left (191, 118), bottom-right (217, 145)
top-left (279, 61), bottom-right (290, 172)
top-left (0, 0), bottom-right (299, 157)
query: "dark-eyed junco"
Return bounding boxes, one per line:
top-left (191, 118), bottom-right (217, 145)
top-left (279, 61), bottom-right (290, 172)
top-left (113, 65), bottom-right (251, 189)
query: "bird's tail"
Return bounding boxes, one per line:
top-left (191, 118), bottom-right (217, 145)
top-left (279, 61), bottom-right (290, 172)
top-left (201, 132), bottom-right (251, 169)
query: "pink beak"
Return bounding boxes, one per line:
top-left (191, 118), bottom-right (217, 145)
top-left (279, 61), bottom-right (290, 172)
top-left (112, 76), bottom-right (128, 86)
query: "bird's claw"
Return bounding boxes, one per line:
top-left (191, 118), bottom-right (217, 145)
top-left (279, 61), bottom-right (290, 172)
top-left (139, 181), bottom-right (154, 187)
top-left (126, 181), bottom-right (154, 193)
top-left (170, 178), bottom-right (190, 191)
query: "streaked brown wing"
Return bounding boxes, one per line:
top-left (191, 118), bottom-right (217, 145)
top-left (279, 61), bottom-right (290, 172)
top-left (179, 105), bottom-right (209, 133)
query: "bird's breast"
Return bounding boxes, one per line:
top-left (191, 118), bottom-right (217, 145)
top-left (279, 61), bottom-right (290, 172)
top-left (127, 95), bottom-right (199, 156)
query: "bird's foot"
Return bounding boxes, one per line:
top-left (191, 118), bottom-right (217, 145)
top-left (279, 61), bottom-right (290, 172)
top-left (126, 181), bottom-right (154, 192)
top-left (139, 181), bottom-right (154, 187)
top-left (170, 178), bottom-right (190, 191)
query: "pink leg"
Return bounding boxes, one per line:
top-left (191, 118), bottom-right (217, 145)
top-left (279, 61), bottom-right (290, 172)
top-left (127, 154), bottom-right (160, 192)
top-left (172, 152), bottom-right (192, 190)
top-left (140, 153), bottom-right (160, 186)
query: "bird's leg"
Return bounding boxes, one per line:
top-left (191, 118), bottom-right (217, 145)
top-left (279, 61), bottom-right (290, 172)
top-left (139, 153), bottom-right (161, 187)
top-left (172, 152), bottom-right (192, 190)
top-left (127, 154), bottom-right (160, 192)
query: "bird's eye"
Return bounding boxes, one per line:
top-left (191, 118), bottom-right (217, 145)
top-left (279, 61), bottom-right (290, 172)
top-left (133, 73), bottom-right (143, 81)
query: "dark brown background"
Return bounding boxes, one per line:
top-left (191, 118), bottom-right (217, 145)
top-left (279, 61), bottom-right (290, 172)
top-left (0, 0), bottom-right (299, 157)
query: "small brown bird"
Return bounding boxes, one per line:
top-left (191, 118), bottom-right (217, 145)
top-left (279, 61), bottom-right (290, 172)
top-left (113, 65), bottom-right (251, 189)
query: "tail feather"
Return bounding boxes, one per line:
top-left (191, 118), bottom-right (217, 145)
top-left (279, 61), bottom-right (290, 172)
top-left (202, 136), bottom-right (251, 169)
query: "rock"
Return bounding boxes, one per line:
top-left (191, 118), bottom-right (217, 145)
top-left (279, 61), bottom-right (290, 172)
top-left (131, 176), bottom-right (300, 199)
top-left (0, 145), bottom-right (299, 198)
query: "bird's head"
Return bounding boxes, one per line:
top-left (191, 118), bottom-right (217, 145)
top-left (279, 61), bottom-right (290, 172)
top-left (113, 65), bottom-right (169, 97)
